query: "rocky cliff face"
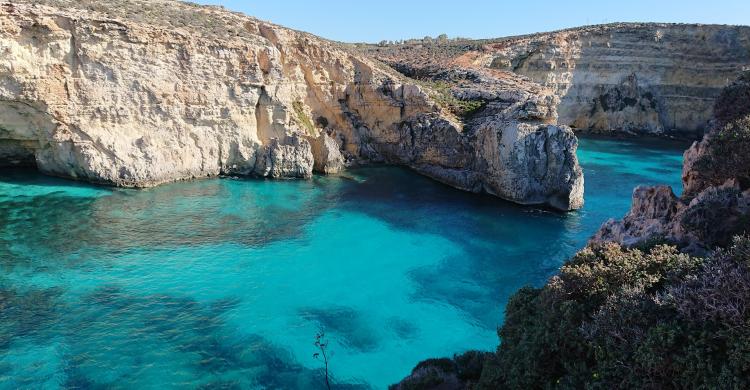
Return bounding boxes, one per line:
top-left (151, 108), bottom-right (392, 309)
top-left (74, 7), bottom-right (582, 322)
top-left (365, 23), bottom-right (750, 137)
top-left (393, 71), bottom-right (750, 390)
top-left (0, 0), bottom-right (583, 210)
top-left (594, 71), bottom-right (750, 252)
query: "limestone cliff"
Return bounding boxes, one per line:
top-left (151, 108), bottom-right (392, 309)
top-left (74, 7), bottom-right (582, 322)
top-left (364, 23), bottom-right (750, 137)
top-left (594, 71), bottom-right (750, 252)
top-left (0, 0), bottom-right (583, 210)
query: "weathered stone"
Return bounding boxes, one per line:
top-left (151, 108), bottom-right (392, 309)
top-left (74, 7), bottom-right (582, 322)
top-left (0, 1), bottom-right (584, 210)
top-left (593, 72), bottom-right (750, 252)
top-left (253, 134), bottom-right (313, 179)
top-left (474, 120), bottom-right (584, 210)
top-left (364, 23), bottom-right (750, 138)
top-left (309, 133), bottom-right (344, 174)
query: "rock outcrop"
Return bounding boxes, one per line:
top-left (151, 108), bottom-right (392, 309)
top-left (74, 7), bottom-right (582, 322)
top-left (363, 23), bottom-right (750, 137)
top-left (0, 0), bottom-right (583, 210)
top-left (594, 72), bottom-right (750, 252)
top-left (309, 133), bottom-right (344, 175)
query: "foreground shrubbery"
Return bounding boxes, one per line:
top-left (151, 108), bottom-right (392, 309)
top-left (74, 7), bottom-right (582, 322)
top-left (691, 71), bottom-right (750, 192)
top-left (693, 114), bottom-right (750, 191)
top-left (394, 238), bottom-right (750, 389)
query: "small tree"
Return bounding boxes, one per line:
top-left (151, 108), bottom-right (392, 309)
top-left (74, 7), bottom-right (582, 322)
top-left (313, 331), bottom-right (332, 390)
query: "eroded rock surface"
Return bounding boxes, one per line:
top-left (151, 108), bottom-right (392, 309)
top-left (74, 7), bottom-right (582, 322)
top-left (364, 23), bottom-right (750, 137)
top-left (0, 0), bottom-right (584, 210)
top-left (594, 72), bottom-right (750, 252)
top-left (309, 133), bottom-right (344, 174)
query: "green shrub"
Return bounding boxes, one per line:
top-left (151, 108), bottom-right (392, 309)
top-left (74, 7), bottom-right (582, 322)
top-left (416, 80), bottom-right (486, 120)
top-left (468, 238), bottom-right (750, 390)
top-left (694, 115), bottom-right (750, 190)
top-left (714, 71), bottom-right (750, 128)
top-left (292, 101), bottom-right (315, 133)
top-left (692, 71), bottom-right (750, 192)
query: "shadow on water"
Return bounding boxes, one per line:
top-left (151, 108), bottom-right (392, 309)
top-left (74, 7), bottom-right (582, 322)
top-left (0, 136), bottom-right (688, 388)
top-left (299, 305), bottom-right (380, 353)
top-left (0, 170), bottom-right (346, 273)
top-left (336, 166), bottom-right (577, 327)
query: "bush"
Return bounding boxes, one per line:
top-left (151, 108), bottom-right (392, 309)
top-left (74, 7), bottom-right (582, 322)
top-left (694, 115), bottom-right (750, 190)
top-left (678, 183), bottom-right (750, 247)
top-left (415, 80), bottom-right (487, 120)
top-left (490, 243), bottom-right (701, 389)
top-left (475, 237), bottom-right (750, 389)
top-left (692, 71), bottom-right (750, 192)
top-left (714, 71), bottom-right (750, 128)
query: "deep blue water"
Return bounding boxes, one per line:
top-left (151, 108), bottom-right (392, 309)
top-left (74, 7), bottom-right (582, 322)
top-left (0, 137), bottom-right (686, 389)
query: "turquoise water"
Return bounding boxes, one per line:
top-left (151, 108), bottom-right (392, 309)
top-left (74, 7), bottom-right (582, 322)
top-left (0, 137), bottom-right (686, 389)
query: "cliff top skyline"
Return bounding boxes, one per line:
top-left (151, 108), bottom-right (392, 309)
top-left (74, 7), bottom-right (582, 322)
top-left (195, 0), bottom-right (750, 42)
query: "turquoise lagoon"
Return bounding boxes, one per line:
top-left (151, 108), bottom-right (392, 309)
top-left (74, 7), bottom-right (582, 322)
top-left (0, 137), bottom-right (686, 389)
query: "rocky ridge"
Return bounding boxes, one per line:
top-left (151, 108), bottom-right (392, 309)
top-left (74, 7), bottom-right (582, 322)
top-left (362, 23), bottom-right (750, 137)
top-left (0, 0), bottom-right (583, 210)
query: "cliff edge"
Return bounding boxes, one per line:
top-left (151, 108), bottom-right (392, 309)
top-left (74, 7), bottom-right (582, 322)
top-left (0, 0), bottom-right (583, 210)
top-left (362, 23), bottom-right (750, 138)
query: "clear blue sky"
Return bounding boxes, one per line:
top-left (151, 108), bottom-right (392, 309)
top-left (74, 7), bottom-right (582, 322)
top-left (196, 0), bottom-right (750, 42)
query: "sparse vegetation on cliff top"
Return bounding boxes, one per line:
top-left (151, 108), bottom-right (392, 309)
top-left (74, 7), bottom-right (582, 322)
top-left (9, 0), bottom-right (258, 39)
top-left (415, 80), bottom-right (487, 120)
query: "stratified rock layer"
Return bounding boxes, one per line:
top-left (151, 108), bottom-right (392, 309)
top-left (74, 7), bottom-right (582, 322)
top-left (486, 24), bottom-right (750, 136)
top-left (365, 23), bottom-right (750, 137)
top-left (0, 0), bottom-right (583, 210)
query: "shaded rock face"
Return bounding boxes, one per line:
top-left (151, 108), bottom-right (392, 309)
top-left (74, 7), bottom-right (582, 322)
top-left (594, 72), bottom-right (750, 252)
top-left (364, 23), bottom-right (750, 137)
top-left (0, 1), bottom-right (584, 210)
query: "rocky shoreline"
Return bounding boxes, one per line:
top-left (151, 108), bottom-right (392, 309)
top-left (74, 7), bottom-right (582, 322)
top-left (393, 71), bottom-right (750, 390)
top-left (0, 0), bottom-right (583, 210)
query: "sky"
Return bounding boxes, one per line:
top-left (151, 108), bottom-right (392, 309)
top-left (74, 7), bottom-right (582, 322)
top-left (196, 0), bottom-right (750, 43)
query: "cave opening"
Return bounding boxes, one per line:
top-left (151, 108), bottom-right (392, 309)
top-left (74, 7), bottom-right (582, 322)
top-left (0, 138), bottom-right (38, 169)
top-left (0, 101), bottom-right (54, 173)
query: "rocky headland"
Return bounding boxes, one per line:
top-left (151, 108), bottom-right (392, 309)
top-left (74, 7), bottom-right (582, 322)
top-left (0, 0), bottom-right (583, 210)
top-left (362, 23), bottom-right (750, 138)
top-left (393, 71), bottom-right (750, 390)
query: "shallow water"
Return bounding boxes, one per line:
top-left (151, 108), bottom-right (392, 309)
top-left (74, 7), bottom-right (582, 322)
top-left (0, 136), bottom-right (686, 389)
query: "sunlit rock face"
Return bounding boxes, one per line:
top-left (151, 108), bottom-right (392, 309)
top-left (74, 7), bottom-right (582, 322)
top-left (365, 23), bottom-right (750, 138)
top-left (0, 0), bottom-right (584, 210)
top-left (480, 24), bottom-right (750, 137)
